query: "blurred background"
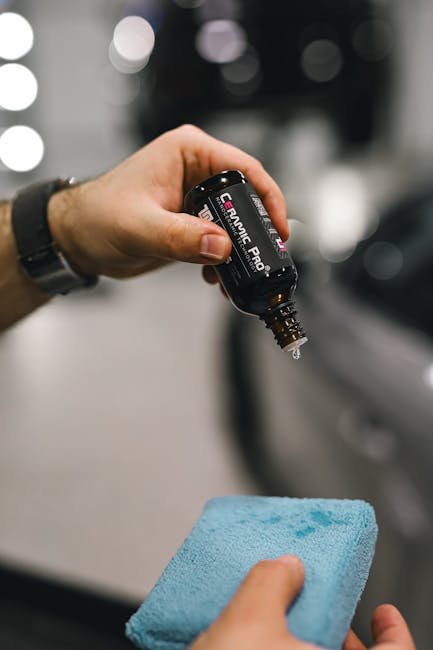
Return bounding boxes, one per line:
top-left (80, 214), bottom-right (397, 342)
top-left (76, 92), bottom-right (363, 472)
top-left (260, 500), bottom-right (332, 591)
top-left (0, 0), bottom-right (432, 647)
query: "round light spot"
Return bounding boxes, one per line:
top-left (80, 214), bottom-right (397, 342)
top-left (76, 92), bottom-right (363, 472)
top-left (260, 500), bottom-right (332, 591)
top-left (353, 20), bottom-right (393, 62)
top-left (0, 126), bottom-right (44, 172)
top-left (221, 49), bottom-right (261, 96)
top-left (301, 39), bottom-right (342, 82)
top-left (111, 16), bottom-right (155, 73)
top-left (0, 13), bottom-right (34, 60)
top-left (0, 64), bottom-right (38, 111)
top-left (314, 167), bottom-right (369, 261)
top-left (196, 20), bottom-right (247, 64)
top-left (222, 50), bottom-right (260, 84)
top-left (363, 241), bottom-right (403, 280)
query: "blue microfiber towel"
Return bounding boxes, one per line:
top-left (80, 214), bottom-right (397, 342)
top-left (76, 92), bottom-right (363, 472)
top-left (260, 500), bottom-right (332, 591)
top-left (126, 496), bottom-right (377, 650)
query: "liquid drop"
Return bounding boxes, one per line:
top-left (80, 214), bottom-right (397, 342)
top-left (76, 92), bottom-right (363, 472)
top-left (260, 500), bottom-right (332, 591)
top-left (292, 347), bottom-right (301, 361)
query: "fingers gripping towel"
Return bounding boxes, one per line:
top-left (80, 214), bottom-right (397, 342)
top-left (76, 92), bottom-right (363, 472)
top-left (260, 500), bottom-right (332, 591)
top-left (126, 497), bottom-right (377, 650)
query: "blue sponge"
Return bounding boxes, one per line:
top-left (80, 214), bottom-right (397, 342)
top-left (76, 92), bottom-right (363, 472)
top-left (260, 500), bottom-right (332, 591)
top-left (126, 496), bottom-right (377, 650)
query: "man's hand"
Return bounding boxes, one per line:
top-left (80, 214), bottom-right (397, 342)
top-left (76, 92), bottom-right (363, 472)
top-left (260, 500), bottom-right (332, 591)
top-left (190, 555), bottom-right (416, 650)
top-left (48, 124), bottom-right (288, 279)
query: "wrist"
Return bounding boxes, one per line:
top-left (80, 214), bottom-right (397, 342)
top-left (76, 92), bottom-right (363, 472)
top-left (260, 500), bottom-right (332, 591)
top-left (47, 182), bottom-right (98, 277)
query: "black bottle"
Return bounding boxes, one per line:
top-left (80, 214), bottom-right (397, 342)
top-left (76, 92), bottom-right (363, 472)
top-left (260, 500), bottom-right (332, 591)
top-left (185, 170), bottom-right (307, 356)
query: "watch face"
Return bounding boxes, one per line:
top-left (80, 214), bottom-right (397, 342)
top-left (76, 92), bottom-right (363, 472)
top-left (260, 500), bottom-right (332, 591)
top-left (21, 248), bottom-right (86, 295)
top-left (22, 245), bottom-right (59, 276)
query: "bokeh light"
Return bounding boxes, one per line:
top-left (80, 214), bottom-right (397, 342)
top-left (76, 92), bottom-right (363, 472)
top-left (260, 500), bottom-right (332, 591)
top-left (0, 126), bottom-right (44, 172)
top-left (363, 241), bottom-right (404, 280)
top-left (353, 20), bottom-right (393, 62)
top-left (0, 13), bottom-right (34, 60)
top-left (301, 39), bottom-right (342, 83)
top-left (221, 49), bottom-right (261, 97)
top-left (314, 167), bottom-right (369, 262)
top-left (196, 20), bottom-right (247, 64)
top-left (0, 64), bottom-right (38, 111)
top-left (111, 15), bottom-right (155, 73)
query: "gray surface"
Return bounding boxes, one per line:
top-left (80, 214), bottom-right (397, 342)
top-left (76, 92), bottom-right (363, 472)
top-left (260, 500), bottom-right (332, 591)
top-left (0, 268), bottom-right (254, 599)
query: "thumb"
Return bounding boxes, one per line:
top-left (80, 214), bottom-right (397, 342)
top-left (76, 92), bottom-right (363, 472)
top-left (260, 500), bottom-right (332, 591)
top-left (371, 605), bottom-right (416, 649)
top-left (134, 207), bottom-right (232, 265)
top-left (222, 555), bottom-right (305, 630)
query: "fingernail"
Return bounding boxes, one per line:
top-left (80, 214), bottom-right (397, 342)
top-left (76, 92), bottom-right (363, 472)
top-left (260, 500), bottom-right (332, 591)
top-left (200, 234), bottom-right (227, 260)
top-left (275, 554), bottom-right (303, 568)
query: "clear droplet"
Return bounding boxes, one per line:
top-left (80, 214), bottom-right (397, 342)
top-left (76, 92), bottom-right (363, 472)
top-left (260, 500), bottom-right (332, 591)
top-left (292, 347), bottom-right (301, 361)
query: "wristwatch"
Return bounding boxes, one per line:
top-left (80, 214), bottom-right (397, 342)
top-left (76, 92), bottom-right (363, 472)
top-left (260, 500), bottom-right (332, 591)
top-left (11, 178), bottom-right (98, 296)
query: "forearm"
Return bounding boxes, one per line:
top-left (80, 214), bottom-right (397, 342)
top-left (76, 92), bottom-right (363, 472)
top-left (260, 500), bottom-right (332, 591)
top-left (0, 200), bottom-right (50, 331)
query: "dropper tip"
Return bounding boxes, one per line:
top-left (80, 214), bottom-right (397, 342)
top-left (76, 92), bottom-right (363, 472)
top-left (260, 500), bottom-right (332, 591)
top-left (284, 336), bottom-right (308, 360)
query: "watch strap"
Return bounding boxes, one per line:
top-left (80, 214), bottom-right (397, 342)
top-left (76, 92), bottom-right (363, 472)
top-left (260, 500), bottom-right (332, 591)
top-left (12, 179), bottom-right (61, 257)
top-left (11, 179), bottom-right (98, 295)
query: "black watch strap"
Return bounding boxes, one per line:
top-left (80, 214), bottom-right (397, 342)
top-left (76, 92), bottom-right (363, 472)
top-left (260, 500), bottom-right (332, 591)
top-left (11, 178), bottom-right (98, 296)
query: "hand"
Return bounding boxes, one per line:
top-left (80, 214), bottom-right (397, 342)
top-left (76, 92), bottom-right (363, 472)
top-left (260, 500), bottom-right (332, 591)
top-left (190, 555), bottom-right (416, 650)
top-left (48, 124), bottom-right (288, 279)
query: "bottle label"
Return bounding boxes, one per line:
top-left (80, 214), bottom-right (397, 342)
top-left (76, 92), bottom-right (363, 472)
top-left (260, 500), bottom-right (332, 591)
top-left (198, 182), bottom-right (291, 287)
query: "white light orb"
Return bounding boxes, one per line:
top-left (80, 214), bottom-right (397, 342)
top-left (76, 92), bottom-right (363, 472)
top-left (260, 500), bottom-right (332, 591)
top-left (0, 64), bottom-right (38, 111)
top-left (112, 16), bottom-right (155, 73)
top-left (0, 126), bottom-right (44, 172)
top-left (196, 20), bottom-right (247, 64)
top-left (0, 13), bottom-right (34, 60)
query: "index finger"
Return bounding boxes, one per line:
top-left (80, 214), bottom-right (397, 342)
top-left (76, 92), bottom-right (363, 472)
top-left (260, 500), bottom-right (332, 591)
top-left (178, 125), bottom-right (289, 241)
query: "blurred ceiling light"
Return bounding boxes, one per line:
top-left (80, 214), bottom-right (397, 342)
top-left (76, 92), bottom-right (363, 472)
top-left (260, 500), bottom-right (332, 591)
top-left (196, 19), bottom-right (246, 64)
top-left (423, 365), bottom-right (433, 390)
top-left (0, 125), bottom-right (44, 172)
top-left (353, 20), bottom-right (393, 62)
top-left (314, 167), bottom-right (369, 262)
top-left (301, 39), bottom-right (342, 83)
top-left (173, 0), bottom-right (206, 7)
top-left (363, 241), bottom-right (404, 280)
top-left (221, 49), bottom-right (261, 96)
top-left (0, 13), bottom-right (34, 60)
top-left (0, 64), bottom-right (38, 111)
top-left (111, 15), bottom-right (155, 73)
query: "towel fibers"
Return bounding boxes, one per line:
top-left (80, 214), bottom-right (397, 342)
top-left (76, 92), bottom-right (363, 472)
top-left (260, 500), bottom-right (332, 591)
top-left (126, 496), bottom-right (377, 650)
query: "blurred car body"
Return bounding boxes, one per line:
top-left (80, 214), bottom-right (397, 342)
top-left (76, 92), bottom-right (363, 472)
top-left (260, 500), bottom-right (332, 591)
top-left (224, 186), bottom-right (433, 646)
